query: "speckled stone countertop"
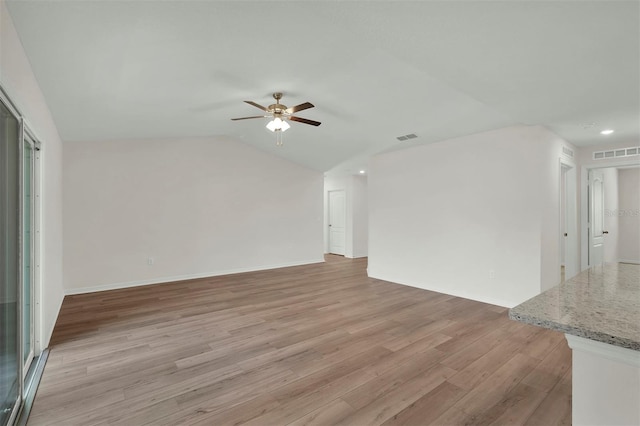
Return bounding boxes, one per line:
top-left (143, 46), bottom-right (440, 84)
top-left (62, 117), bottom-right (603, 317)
top-left (509, 263), bottom-right (640, 351)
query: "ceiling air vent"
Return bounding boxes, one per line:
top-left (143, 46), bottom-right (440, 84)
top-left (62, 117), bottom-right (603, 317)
top-left (592, 146), bottom-right (640, 160)
top-left (396, 133), bottom-right (418, 141)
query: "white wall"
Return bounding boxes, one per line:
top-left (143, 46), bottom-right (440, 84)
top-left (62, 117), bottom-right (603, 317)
top-left (63, 137), bottom-right (324, 293)
top-left (617, 167), bottom-right (640, 263)
top-left (351, 175), bottom-right (368, 258)
top-left (323, 175), bottom-right (368, 258)
top-left (577, 140), bottom-right (640, 169)
top-left (368, 125), bottom-right (571, 308)
top-left (602, 168), bottom-right (619, 263)
top-left (1, 0), bottom-right (65, 348)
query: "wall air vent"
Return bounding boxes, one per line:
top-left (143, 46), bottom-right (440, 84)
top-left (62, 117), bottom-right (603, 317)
top-left (592, 146), bottom-right (640, 160)
top-left (562, 146), bottom-right (574, 158)
top-left (396, 133), bottom-right (418, 141)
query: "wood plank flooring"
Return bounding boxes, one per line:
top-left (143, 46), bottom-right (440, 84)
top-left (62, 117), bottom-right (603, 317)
top-left (28, 255), bottom-right (571, 425)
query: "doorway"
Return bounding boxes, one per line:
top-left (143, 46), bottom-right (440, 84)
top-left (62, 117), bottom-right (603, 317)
top-left (560, 160), bottom-right (578, 282)
top-left (328, 190), bottom-right (346, 255)
top-left (588, 169), bottom-right (606, 265)
top-left (582, 163), bottom-right (640, 269)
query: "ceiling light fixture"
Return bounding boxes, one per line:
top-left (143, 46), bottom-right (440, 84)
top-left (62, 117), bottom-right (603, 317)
top-left (265, 116), bottom-right (290, 146)
top-left (359, 170), bottom-right (366, 174)
top-left (600, 129), bottom-right (614, 135)
top-left (266, 117), bottom-right (290, 132)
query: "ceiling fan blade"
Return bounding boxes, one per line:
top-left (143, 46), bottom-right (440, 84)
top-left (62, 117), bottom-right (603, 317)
top-left (244, 100), bottom-right (268, 111)
top-left (289, 116), bottom-right (321, 126)
top-left (286, 102), bottom-right (314, 114)
top-left (231, 115), bottom-right (266, 121)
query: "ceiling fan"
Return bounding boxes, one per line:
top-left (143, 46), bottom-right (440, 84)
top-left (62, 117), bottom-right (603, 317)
top-left (231, 92), bottom-right (321, 146)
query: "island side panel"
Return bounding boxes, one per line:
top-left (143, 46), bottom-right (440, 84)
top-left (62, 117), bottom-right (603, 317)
top-left (566, 334), bottom-right (640, 426)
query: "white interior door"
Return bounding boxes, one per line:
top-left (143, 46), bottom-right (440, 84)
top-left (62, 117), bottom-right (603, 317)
top-left (589, 169), bottom-right (605, 266)
top-left (328, 190), bottom-right (346, 255)
top-left (562, 162), bottom-right (578, 280)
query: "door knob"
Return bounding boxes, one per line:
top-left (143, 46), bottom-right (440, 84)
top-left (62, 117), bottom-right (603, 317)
top-left (603, 230), bottom-right (609, 234)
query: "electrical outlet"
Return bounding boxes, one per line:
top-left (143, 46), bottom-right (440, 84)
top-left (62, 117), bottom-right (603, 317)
top-left (147, 257), bottom-right (154, 266)
top-left (489, 269), bottom-right (495, 279)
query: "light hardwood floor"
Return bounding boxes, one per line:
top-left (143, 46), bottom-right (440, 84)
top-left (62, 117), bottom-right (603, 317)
top-left (28, 255), bottom-right (571, 425)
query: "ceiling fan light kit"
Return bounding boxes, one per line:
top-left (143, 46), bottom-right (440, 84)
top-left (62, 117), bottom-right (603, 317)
top-left (266, 117), bottom-right (290, 132)
top-left (231, 92), bottom-right (321, 146)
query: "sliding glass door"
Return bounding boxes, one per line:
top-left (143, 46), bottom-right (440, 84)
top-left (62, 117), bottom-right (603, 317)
top-left (22, 133), bottom-right (36, 377)
top-left (1, 87), bottom-right (40, 426)
top-left (1, 97), bottom-right (21, 426)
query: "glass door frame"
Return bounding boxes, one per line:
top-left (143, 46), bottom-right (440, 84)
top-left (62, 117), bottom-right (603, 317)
top-left (1, 88), bottom-right (23, 426)
top-left (1, 84), bottom-right (41, 426)
top-left (20, 126), bottom-right (40, 381)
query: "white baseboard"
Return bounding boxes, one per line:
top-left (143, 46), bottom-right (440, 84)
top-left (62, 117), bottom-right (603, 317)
top-left (345, 254), bottom-right (368, 259)
top-left (64, 258), bottom-right (326, 296)
top-left (618, 258), bottom-right (640, 265)
top-left (367, 269), bottom-right (519, 308)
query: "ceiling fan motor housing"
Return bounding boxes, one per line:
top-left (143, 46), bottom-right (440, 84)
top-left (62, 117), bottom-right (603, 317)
top-left (269, 93), bottom-right (286, 114)
top-left (268, 105), bottom-right (287, 114)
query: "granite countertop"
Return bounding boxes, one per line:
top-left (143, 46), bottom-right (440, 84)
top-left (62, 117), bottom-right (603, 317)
top-left (509, 262), bottom-right (640, 351)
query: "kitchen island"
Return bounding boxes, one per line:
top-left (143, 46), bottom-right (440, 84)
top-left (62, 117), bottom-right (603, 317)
top-left (510, 262), bottom-right (640, 425)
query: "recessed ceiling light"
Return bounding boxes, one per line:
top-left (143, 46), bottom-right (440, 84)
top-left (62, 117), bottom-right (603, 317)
top-left (600, 129), bottom-right (614, 135)
top-left (359, 170), bottom-right (366, 174)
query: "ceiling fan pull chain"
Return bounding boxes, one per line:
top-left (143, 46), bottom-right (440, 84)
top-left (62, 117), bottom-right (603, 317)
top-left (276, 129), bottom-right (283, 147)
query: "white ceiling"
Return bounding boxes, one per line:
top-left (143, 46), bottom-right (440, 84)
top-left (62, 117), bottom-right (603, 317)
top-left (6, 0), bottom-right (639, 174)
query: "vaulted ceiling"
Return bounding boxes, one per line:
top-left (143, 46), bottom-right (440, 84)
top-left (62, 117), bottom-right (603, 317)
top-left (6, 1), bottom-right (639, 174)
